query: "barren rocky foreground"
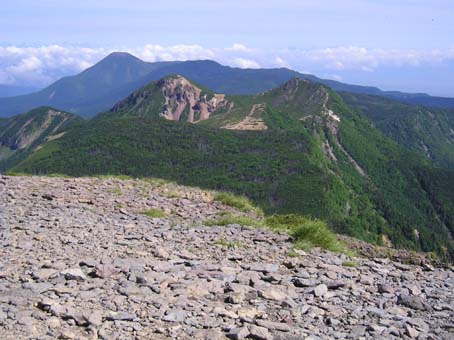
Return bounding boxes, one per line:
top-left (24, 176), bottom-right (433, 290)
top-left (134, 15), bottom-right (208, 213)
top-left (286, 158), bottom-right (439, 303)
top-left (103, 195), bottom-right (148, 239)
top-left (0, 176), bottom-right (453, 340)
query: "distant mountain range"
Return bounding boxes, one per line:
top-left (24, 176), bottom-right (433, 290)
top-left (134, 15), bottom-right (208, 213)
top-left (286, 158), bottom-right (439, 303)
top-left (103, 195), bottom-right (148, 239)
top-left (0, 52), bottom-right (453, 118)
top-left (4, 75), bottom-right (453, 261)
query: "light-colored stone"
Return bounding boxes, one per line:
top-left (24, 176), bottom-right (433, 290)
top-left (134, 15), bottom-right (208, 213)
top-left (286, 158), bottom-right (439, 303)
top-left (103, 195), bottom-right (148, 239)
top-left (313, 284), bottom-right (328, 297)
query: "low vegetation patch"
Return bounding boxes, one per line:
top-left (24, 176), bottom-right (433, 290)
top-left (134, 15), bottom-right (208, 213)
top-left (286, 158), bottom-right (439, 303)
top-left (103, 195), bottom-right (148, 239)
top-left (287, 249), bottom-right (300, 257)
top-left (342, 260), bottom-right (358, 268)
top-left (95, 174), bottom-right (133, 181)
top-left (6, 171), bottom-right (72, 178)
top-left (165, 191), bottom-right (182, 199)
top-left (214, 238), bottom-right (243, 249)
top-left (107, 187), bottom-right (122, 195)
top-left (205, 212), bottom-right (350, 254)
top-left (204, 212), bottom-right (263, 227)
top-left (140, 208), bottom-right (166, 218)
top-left (213, 192), bottom-right (263, 215)
top-left (142, 177), bottom-right (173, 187)
top-left (266, 214), bottom-right (349, 253)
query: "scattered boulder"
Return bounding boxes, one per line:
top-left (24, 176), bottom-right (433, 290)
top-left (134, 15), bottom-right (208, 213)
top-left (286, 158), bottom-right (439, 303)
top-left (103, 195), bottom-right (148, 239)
top-left (397, 294), bottom-right (430, 311)
top-left (313, 284), bottom-right (328, 297)
top-left (60, 268), bottom-right (86, 281)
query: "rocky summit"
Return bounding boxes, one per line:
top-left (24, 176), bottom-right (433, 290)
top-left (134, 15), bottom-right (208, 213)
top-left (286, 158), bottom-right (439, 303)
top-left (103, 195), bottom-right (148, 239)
top-left (0, 176), bottom-right (453, 340)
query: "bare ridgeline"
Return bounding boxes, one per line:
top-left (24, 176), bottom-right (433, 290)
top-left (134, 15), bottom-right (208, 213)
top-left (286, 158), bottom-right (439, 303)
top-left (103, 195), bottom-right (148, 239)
top-left (0, 176), bottom-right (453, 340)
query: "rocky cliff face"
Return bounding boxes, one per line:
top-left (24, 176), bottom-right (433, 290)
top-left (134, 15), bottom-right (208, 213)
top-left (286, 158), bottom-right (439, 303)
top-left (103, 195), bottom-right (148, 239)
top-left (1, 175), bottom-right (453, 340)
top-left (110, 75), bottom-right (230, 123)
top-left (159, 76), bottom-right (229, 123)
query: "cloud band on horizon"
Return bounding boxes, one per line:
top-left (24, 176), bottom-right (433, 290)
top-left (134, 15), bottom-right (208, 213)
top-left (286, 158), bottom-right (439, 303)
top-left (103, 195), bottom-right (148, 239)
top-left (1, 44), bottom-right (453, 96)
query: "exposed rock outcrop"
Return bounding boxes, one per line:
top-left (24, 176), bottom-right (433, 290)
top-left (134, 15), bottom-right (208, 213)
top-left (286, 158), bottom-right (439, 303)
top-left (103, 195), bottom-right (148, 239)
top-left (159, 76), bottom-right (228, 123)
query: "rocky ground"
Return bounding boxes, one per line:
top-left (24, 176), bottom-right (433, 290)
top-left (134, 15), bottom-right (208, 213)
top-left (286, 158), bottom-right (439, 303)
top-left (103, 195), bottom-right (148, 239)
top-left (0, 175), bottom-right (453, 340)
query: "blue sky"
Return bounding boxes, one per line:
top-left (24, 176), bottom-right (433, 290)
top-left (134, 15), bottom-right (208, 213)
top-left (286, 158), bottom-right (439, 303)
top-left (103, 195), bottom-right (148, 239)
top-left (1, 0), bottom-right (453, 96)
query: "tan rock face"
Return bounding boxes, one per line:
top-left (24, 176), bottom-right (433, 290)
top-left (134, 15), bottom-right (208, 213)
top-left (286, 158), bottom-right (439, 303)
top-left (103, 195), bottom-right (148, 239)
top-left (13, 109), bottom-right (69, 150)
top-left (160, 76), bottom-right (229, 123)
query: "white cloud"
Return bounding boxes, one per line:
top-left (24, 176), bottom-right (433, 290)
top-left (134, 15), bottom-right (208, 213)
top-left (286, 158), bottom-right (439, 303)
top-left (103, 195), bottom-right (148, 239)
top-left (324, 74), bottom-right (343, 81)
top-left (0, 44), bottom-right (454, 89)
top-left (232, 58), bottom-right (261, 69)
top-left (292, 46), bottom-right (454, 71)
top-left (275, 57), bottom-right (290, 68)
top-left (0, 44), bottom-right (257, 87)
top-left (136, 44), bottom-right (216, 62)
top-left (225, 43), bottom-right (255, 52)
top-left (9, 56), bottom-right (43, 73)
top-left (0, 45), bottom-right (107, 86)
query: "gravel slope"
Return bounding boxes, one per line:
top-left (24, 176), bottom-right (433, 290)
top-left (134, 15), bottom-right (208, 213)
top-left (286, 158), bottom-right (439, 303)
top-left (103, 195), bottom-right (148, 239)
top-left (0, 176), bottom-right (453, 340)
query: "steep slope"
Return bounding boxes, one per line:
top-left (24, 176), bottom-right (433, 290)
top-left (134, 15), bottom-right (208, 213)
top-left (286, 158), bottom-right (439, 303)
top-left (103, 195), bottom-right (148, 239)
top-left (12, 77), bottom-right (454, 260)
top-left (110, 75), bottom-right (230, 123)
top-left (0, 107), bottom-right (83, 170)
top-left (0, 118), bottom-right (9, 131)
top-left (2, 53), bottom-right (453, 119)
top-left (341, 92), bottom-right (454, 168)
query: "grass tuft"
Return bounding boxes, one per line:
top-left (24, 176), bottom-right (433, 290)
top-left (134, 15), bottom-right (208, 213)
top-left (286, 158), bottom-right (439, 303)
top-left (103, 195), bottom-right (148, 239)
top-left (214, 238), bottom-right (243, 249)
top-left (213, 192), bottom-right (262, 214)
top-left (342, 260), bottom-right (358, 268)
top-left (205, 212), bottom-right (351, 255)
top-left (142, 177), bottom-right (173, 187)
top-left (95, 174), bottom-right (133, 180)
top-left (266, 214), bottom-right (349, 253)
top-left (140, 208), bottom-right (166, 218)
top-left (165, 191), bottom-right (182, 199)
top-left (204, 212), bottom-right (263, 227)
top-left (107, 187), bottom-right (122, 195)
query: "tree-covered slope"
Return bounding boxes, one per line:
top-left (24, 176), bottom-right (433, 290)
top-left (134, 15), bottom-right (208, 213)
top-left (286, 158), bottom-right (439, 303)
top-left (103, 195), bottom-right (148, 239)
top-left (341, 92), bottom-right (454, 168)
top-left (0, 106), bottom-right (83, 171)
top-left (12, 77), bottom-right (454, 260)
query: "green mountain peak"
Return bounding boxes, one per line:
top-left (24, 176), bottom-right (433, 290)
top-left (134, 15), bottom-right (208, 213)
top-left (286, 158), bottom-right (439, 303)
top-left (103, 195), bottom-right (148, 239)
top-left (110, 75), bottom-right (230, 123)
